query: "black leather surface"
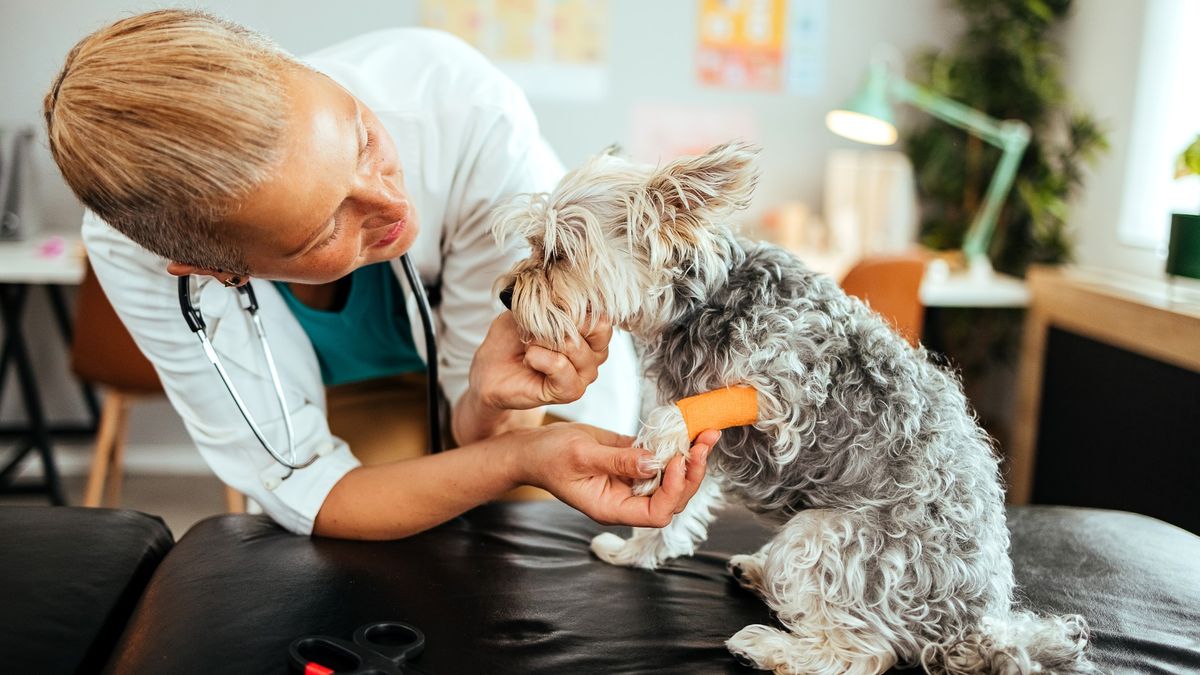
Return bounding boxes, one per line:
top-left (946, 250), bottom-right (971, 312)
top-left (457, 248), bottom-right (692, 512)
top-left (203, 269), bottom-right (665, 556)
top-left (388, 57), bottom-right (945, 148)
top-left (1007, 506), bottom-right (1200, 674)
top-left (104, 503), bottom-right (1200, 674)
top-left (0, 506), bottom-right (173, 674)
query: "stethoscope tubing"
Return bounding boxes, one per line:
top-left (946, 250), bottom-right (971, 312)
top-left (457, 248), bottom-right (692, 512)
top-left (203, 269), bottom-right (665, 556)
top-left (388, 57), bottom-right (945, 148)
top-left (177, 253), bottom-right (441, 483)
top-left (400, 253), bottom-right (441, 454)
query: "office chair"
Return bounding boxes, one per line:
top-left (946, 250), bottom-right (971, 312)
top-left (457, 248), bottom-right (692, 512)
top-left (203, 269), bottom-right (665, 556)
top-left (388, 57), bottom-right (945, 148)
top-left (70, 262), bottom-right (243, 512)
top-left (840, 253), bottom-right (926, 345)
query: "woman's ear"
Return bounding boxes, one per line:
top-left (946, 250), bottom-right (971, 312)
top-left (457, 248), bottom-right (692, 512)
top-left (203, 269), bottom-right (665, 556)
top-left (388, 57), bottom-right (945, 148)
top-left (166, 261), bottom-right (202, 277)
top-left (166, 261), bottom-right (247, 287)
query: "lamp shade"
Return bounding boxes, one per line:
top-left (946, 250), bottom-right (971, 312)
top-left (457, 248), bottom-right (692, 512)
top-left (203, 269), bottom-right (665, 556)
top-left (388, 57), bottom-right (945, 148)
top-left (1166, 213), bottom-right (1200, 280)
top-left (826, 63), bottom-right (898, 146)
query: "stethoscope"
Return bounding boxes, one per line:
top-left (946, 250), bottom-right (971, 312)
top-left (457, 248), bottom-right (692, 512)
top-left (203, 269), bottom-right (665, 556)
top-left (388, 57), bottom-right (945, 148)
top-left (177, 254), bottom-right (441, 482)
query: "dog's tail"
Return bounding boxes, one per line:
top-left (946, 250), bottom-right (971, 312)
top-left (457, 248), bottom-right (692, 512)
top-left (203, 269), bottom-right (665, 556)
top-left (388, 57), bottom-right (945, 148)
top-left (920, 611), bottom-right (1095, 674)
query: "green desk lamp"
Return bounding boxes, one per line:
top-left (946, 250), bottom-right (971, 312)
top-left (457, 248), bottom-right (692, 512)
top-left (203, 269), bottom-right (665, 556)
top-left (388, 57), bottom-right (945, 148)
top-left (826, 60), bottom-right (1032, 276)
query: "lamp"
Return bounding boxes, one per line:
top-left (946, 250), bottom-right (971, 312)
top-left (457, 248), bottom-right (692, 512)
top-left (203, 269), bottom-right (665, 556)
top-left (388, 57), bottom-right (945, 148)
top-left (826, 59), bottom-right (1032, 276)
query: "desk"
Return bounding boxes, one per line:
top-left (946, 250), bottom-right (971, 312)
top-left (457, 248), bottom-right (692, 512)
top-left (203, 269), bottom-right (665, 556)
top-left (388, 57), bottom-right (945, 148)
top-left (791, 248), bottom-right (1031, 308)
top-left (0, 235), bottom-right (95, 504)
top-left (1009, 266), bottom-right (1200, 526)
top-left (919, 269), bottom-right (1030, 308)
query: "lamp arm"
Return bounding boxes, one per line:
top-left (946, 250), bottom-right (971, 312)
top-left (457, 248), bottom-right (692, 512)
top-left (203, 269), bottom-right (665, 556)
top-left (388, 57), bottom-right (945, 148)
top-left (889, 76), bottom-right (1032, 266)
top-left (889, 77), bottom-right (1014, 147)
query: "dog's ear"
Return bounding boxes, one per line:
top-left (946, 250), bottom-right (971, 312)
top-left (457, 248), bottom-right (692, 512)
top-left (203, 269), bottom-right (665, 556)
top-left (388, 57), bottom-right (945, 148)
top-left (643, 141), bottom-right (759, 226)
top-left (490, 193), bottom-right (551, 250)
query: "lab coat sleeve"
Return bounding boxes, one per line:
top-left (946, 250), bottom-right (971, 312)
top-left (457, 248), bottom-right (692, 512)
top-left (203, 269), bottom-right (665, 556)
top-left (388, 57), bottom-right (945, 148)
top-left (434, 92), bottom-right (565, 408)
top-left (81, 211), bottom-right (360, 535)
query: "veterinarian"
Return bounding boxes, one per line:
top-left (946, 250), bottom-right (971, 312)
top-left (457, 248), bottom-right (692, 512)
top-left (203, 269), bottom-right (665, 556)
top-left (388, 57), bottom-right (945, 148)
top-left (45, 10), bottom-right (718, 540)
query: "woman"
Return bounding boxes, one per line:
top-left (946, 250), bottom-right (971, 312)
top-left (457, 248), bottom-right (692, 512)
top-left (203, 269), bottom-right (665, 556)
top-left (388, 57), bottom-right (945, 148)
top-left (45, 10), bottom-right (717, 539)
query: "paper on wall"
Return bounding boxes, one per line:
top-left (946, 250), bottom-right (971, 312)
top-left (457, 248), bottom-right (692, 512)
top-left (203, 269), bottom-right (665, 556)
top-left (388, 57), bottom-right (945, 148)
top-left (420, 0), bottom-right (608, 101)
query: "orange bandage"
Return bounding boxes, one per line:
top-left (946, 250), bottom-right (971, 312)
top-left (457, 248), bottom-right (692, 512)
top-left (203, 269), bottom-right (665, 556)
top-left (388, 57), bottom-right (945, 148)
top-left (675, 386), bottom-right (759, 441)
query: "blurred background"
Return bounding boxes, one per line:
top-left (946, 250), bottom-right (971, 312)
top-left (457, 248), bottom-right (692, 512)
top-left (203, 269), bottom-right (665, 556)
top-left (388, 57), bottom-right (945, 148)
top-left (1, 0), bottom-right (1197, 536)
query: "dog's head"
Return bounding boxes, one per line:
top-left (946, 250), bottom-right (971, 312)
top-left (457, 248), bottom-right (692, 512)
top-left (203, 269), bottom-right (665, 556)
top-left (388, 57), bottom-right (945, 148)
top-left (491, 141), bottom-right (759, 347)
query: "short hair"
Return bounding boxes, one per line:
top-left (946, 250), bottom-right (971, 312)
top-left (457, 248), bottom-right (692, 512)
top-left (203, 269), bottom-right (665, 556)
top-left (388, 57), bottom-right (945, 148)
top-left (44, 9), bottom-right (299, 273)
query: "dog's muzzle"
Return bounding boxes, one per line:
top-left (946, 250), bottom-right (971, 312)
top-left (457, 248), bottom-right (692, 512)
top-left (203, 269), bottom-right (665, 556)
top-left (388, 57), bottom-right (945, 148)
top-left (499, 284), bottom-right (515, 310)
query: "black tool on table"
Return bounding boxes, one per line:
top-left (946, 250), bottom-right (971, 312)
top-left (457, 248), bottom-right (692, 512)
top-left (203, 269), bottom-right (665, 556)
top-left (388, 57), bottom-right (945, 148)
top-left (289, 621), bottom-right (425, 674)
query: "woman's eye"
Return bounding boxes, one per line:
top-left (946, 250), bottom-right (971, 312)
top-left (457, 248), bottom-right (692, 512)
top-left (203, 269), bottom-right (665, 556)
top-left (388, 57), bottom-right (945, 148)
top-left (361, 127), bottom-right (377, 159)
top-left (312, 221), bottom-right (342, 251)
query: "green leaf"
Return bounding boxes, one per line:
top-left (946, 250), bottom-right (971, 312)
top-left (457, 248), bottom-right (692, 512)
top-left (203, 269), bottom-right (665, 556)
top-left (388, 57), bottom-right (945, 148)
top-left (1179, 135), bottom-right (1200, 178)
top-left (1025, 0), bottom-right (1054, 23)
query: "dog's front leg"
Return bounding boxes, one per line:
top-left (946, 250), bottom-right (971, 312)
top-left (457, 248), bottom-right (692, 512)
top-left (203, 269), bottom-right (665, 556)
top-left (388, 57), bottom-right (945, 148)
top-left (591, 476), bottom-right (723, 569)
top-left (629, 403), bottom-right (692, 496)
top-left (631, 386), bottom-right (758, 496)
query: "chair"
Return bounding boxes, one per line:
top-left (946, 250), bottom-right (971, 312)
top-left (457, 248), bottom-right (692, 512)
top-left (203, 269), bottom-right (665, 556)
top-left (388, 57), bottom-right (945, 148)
top-left (840, 254), bottom-right (927, 345)
top-left (70, 262), bottom-right (243, 511)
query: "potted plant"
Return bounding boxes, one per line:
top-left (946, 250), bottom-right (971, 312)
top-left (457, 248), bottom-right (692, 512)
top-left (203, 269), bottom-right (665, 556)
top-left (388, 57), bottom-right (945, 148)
top-left (1167, 135), bottom-right (1200, 280)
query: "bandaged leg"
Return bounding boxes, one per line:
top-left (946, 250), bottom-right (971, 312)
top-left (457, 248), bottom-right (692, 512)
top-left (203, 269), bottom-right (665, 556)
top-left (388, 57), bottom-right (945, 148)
top-left (632, 386), bottom-right (759, 496)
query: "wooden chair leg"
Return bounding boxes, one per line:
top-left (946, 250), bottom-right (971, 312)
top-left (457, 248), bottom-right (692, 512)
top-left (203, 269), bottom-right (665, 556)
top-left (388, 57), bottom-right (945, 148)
top-left (84, 391), bottom-right (125, 507)
top-left (224, 486), bottom-right (246, 513)
top-left (103, 394), bottom-right (131, 507)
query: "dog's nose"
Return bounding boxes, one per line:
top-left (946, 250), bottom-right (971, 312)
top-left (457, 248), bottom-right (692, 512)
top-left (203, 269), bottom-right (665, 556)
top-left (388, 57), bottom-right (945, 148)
top-left (499, 284), bottom-right (514, 310)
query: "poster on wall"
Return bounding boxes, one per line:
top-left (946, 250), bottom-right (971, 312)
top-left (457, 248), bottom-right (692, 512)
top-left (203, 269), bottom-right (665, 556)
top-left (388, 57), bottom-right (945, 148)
top-left (696, 0), bottom-right (827, 95)
top-left (420, 0), bottom-right (608, 101)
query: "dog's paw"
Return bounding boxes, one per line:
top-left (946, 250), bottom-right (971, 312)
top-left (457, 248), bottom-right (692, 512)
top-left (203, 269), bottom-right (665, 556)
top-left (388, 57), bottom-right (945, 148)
top-left (726, 625), bottom-right (774, 671)
top-left (728, 554), bottom-right (765, 592)
top-left (633, 405), bottom-right (690, 497)
top-left (590, 532), bottom-right (662, 569)
top-left (631, 475), bottom-right (661, 497)
top-left (590, 532), bottom-right (630, 564)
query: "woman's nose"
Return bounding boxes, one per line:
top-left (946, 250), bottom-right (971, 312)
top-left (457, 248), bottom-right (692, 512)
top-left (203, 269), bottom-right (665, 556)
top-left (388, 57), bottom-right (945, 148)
top-left (354, 170), bottom-right (405, 212)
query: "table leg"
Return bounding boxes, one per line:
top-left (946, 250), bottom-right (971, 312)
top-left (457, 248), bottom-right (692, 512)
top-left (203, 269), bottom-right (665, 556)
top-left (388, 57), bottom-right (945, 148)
top-left (0, 283), bottom-right (66, 504)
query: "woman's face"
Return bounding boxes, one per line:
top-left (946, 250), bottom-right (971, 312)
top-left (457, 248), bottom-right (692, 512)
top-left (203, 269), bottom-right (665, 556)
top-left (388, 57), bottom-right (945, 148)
top-left (220, 66), bottom-right (418, 284)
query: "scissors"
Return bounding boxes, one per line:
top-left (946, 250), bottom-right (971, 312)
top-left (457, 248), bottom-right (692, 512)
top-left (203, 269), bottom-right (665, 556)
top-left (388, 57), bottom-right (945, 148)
top-left (289, 621), bottom-right (425, 674)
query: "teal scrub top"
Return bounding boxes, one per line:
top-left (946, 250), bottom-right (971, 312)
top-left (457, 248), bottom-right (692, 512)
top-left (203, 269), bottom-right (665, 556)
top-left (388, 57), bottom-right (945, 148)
top-left (274, 262), bottom-right (426, 387)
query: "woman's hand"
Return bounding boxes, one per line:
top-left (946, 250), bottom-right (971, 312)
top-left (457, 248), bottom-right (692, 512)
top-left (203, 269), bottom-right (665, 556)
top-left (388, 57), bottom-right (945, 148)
top-left (514, 423), bottom-right (720, 528)
top-left (469, 312), bottom-right (611, 411)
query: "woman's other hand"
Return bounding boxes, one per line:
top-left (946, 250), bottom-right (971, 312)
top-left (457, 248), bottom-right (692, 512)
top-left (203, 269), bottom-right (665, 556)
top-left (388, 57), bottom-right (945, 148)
top-left (470, 312), bottom-right (611, 411)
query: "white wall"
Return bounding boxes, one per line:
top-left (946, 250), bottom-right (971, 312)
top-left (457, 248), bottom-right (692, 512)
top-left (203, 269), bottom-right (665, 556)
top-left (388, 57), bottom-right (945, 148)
top-left (28, 2), bottom-right (1186, 476)
top-left (1, 0), bottom-right (962, 472)
top-left (2, 0), bottom-right (963, 230)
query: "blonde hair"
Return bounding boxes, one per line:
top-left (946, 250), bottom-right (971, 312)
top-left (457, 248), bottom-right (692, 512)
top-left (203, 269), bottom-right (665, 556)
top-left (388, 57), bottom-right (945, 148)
top-left (44, 9), bottom-right (299, 273)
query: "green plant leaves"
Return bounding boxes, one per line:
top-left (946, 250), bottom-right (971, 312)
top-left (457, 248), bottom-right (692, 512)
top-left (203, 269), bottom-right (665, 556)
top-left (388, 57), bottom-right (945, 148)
top-left (904, 0), bottom-right (1108, 276)
top-left (1177, 135), bottom-right (1200, 178)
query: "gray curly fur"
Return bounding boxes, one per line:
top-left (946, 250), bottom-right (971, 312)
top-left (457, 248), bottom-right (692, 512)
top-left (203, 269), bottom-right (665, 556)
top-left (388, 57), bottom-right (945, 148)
top-left (492, 141), bottom-right (1095, 674)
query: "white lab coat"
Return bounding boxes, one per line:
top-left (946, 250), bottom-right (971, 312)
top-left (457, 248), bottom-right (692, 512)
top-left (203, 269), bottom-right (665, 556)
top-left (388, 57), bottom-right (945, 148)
top-left (82, 28), bottom-right (640, 535)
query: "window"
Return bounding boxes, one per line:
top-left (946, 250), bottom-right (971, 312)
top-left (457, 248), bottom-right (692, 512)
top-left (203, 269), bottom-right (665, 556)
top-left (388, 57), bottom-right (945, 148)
top-left (1118, 0), bottom-right (1200, 251)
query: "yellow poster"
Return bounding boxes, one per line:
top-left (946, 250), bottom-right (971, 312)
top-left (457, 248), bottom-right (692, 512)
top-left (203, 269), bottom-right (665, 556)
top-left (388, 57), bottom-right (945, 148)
top-left (696, 0), bottom-right (787, 90)
top-left (552, 0), bottom-right (606, 63)
top-left (421, 0), bottom-right (609, 99)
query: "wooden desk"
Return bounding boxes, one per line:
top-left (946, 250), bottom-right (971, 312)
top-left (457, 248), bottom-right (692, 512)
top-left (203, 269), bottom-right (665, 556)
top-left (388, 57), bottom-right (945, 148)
top-left (793, 248), bottom-right (1031, 308)
top-left (1009, 265), bottom-right (1200, 509)
top-left (919, 269), bottom-right (1030, 308)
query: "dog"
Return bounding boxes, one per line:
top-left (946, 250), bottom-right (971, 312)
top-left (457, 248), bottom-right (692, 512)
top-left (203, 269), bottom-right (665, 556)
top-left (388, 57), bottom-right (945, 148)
top-left (491, 141), bottom-right (1092, 674)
